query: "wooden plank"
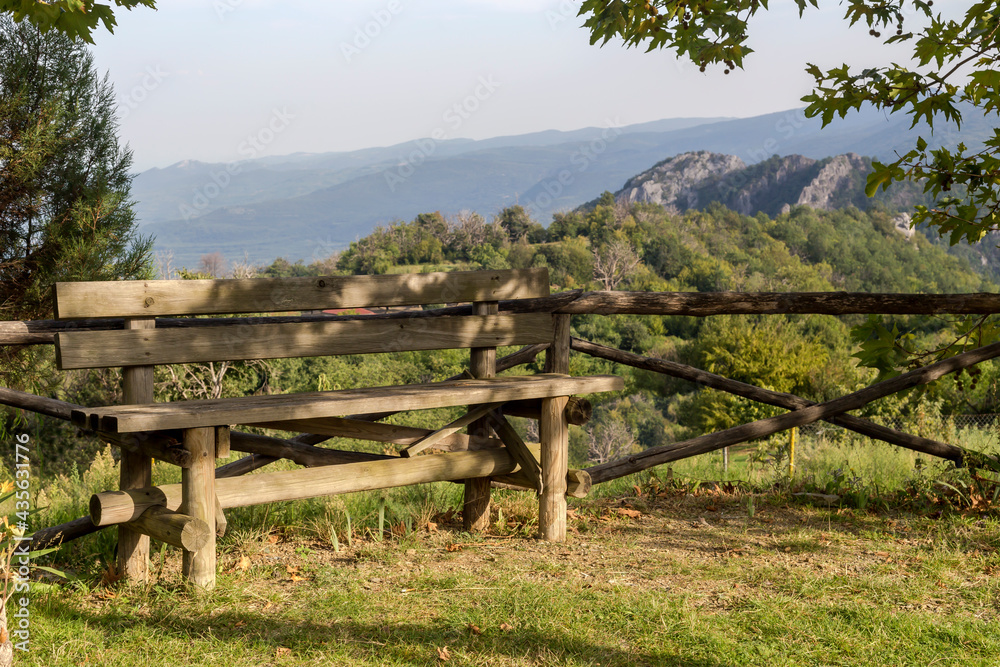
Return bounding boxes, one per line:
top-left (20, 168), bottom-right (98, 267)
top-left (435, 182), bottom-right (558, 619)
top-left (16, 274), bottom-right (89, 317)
top-left (92, 448), bottom-right (523, 525)
top-left (249, 416), bottom-right (500, 451)
top-left (118, 317), bottom-right (154, 584)
top-left (539, 396), bottom-right (569, 542)
top-left (53, 268), bottom-right (550, 318)
top-left (181, 428), bottom-right (216, 592)
top-left (401, 402), bottom-right (502, 458)
top-left (74, 374), bottom-right (625, 434)
top-left (55, 313), bottom-right (554, 369)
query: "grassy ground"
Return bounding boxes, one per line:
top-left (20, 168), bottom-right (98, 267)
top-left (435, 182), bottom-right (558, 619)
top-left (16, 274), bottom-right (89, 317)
top-left (17, 483), bottom-right (1000, 667)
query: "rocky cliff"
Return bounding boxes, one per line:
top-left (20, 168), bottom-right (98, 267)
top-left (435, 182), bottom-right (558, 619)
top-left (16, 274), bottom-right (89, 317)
top-left (615, 151), bottom-right (915, 218)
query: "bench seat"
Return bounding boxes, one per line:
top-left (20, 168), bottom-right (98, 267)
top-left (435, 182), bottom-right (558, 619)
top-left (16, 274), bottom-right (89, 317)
top-left (72, 374), bottom-right (624, 434)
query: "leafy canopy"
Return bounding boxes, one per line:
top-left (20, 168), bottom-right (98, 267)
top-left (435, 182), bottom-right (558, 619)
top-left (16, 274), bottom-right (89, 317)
top-left (0, 0), bottom-right (154, 43)
top-left (579, 1), bottom-right (1000, 247)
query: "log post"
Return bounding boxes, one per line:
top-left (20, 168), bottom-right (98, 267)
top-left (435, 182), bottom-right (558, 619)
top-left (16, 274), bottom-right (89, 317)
top-left (540, 313), bottom-right (571, 541)
top-left (545, 314), bottom-right (570, 375)
top-left (539, 396), bottom-right (569, 541)
top-left (118, 317), bottom-right (154, 584)
top-left (464, 301), bottom-right (497, 532)
top-left (181, 427), bottom-right (216, 592)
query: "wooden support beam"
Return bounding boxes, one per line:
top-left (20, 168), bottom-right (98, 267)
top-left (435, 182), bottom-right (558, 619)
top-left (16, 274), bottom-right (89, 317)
top-left (29, 516), bottom-right (96, 551)
top-left (538, 313), bottom-right (571, 541)
top-left (588, 338), bottom-right (1000, 484)
top-left (90, 448), bottom-right (522, 526)
top-left (214, 497), bottom-right (227, 538)
top-left (544, 314), bottom-right (571, 375)
top-left (101, 431), bottom-right (192, 468)
top-left (502, 396), bottom-right (592, 425)
top-left (552, 291), bottom-right (1000, 316)
top-left (487, 411), bottom-right (541, 492)
top-left (570, 336), bottom-right (968, 465)
top-left (0, 386), bottom-right (77, 421)
top-left (402, 402), bottom-right (503, 458)
top-left (118, 317), bottom-right (154, 584)
top-left (215, 426), bottom-right (231, 458)
top-left (250, 416), bottom-right (501, 451)
top-left (465, 301), bottom-right (499, 532)
top-left (181, 427), bottom-right (216, 592)
top-left (125, 506), bottom-right (211, 551)
top-left (497, 467), bottom-right (592, 499)
top-left (229, 430), bottom-right (395, 466)
top-left (539, 396), bottom-right (569, 541)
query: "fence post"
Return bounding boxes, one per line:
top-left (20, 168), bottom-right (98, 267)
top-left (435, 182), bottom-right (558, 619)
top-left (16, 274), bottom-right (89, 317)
top-left (464, 300), bottom-right (497, 533)
top-left (119, 316), bottom-right (154, 584)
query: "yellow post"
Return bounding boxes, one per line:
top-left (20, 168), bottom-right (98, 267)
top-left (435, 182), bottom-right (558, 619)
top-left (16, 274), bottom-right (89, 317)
top-left (788, 427), bottom-right (797, 478)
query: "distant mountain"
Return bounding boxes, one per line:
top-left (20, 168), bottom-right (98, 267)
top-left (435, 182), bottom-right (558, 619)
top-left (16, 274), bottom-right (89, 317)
top-left (613, 151), bottom-right (926, 218)
top-left (137, 106), bottom-right (996, 268)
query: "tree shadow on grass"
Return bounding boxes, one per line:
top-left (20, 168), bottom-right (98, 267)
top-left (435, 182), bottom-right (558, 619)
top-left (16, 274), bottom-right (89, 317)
top-left (38, 595), bottom-right (735, 667)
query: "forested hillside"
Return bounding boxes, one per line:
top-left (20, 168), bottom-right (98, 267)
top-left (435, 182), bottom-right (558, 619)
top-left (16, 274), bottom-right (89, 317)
top-left (240, 197), bottom-right (997, 467)
top-left (12, 192), bottom-right (998, 477)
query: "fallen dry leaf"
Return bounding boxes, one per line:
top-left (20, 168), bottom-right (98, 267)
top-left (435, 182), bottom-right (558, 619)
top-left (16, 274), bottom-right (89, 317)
top-left (276, 647), bottom-right (292, 658)
top-left (437, 646), bottom-right (452, 661)
top-left (499, 622), bottom-right (513, 632)
top-left (95, 588), bottom-right (116, 601)
top-left (467, 623), bottom-right (482, 635)
top-left (616, 508), bottom-right (642, 519)
top-left (267, 533), bottom-right (280, 544)
top-left (226, 555), bottom-right (252, 574)
top-left (426, 521), bottom-right (439, 533)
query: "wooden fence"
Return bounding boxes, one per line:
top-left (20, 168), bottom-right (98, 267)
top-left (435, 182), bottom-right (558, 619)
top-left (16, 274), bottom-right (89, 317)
top-left (3, 289), bottom-right (999, 551)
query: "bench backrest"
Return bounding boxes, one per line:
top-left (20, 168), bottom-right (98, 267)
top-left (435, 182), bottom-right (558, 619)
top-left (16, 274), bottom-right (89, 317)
top-left (53, 269), bottom-right (551, 371)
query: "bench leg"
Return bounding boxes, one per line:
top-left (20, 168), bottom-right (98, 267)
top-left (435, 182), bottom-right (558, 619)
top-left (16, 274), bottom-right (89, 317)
top-left (539, 395), bottom-right (569, 542)
top-left (181, 427), bottom-right (216, 591)
top-left (117, 450), bottom-right (151, 583)
top-left (465, 300), bottom-right (497, 532)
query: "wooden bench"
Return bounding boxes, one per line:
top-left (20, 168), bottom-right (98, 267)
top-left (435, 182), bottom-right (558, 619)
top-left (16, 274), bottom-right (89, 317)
top-left (52, 268), bottom-right (622, 590)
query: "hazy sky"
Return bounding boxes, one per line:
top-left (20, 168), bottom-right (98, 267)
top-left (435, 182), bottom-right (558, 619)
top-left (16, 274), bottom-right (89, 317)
top-left (89, 1), bottom-right (911, 172)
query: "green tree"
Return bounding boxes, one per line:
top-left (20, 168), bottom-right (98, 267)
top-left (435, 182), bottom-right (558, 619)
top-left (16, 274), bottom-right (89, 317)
top-left (580, 1), bottom-right (1000, 247)
top-left (0, 18), bottom-right (152, 323)
top-left (1, 0), bottom-right (155, 43)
